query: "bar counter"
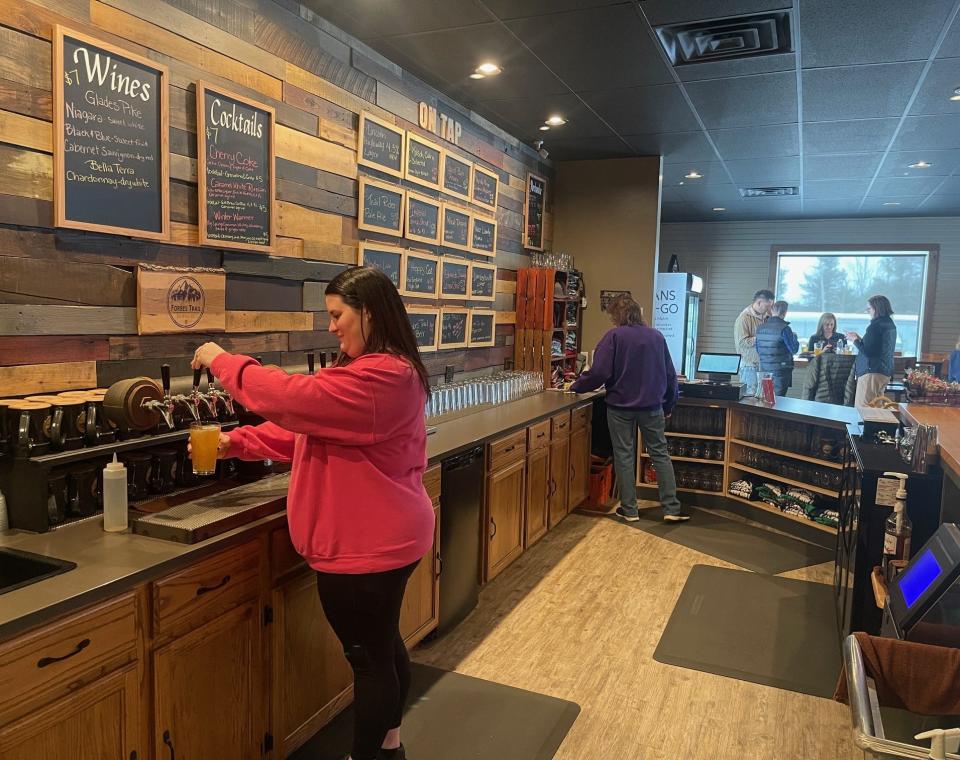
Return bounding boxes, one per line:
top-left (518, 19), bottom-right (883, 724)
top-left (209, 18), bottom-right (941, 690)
top-left (899, 404), bottom-right (960, 479)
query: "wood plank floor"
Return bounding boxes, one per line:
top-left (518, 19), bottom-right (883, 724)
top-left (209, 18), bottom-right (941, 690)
top-left (413, 506), bottom-right (858, 760)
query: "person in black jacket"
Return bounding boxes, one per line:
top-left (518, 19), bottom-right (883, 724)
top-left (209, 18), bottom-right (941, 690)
top-left (845, 294), bottom-right (897, 407)
top-left (756, 301), bottom-right (799, 396)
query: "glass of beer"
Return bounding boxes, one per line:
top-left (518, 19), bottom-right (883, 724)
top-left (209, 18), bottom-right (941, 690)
top-left (814, 341), bottom-right (825, 356)
top-left (189, 422), bottom-right (221, 475)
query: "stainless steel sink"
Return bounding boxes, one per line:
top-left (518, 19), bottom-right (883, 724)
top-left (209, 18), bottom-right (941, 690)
top-left (0, 548), bottom-right (76, 596)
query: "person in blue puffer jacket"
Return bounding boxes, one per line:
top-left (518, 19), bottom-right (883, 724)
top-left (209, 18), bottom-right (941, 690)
top-left (756, 300), bottom-right (800, 396)
top-left (845, 295), bottom-right (897, 408)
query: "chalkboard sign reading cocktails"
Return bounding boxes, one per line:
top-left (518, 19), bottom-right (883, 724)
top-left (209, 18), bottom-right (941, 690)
top-left (440, 258), bottom-right (470, 300)
top-left (470, 262), bottom-right (497, 302)
top-left (401, 250), bottom-right (440, 298)
top-left (442, 153), bottom-right (472, 202)
top-left (359, 176), bottom-right (405, 235)
top-left (472, 165), bottom-right (499, 212)
top-left (405, 192), bottom-right (441, 245)
top-left (440, 308), bottom-right (469, 349)
top-left (524, 172), bottom-right (547, 251)
top-left (405, 133), bottom-right (442, 190)
top-left (54, 27), bottom-right (170, 239)
top-left (469, 310), bottom-right (496, 347)
top-left (441, 203), bottom-right (471, 252)
top-left (407, 306), bottom-right (438, 352)
top-left (357, 242), bottom-right (404, 288)
top-left (470, 215), bottom-right (497, 256)
top-left (197, 82), bottom-right (275, 251)
top-left (358, 111), bottom-right (404, 179)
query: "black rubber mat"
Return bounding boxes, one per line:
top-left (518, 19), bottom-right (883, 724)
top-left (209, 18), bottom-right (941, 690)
top-left (614, 506), bottom-right (834, 574)
top-left (290, 663), bottom-right (580, 760)
top-left (654, 565), bottom-right (841, 698)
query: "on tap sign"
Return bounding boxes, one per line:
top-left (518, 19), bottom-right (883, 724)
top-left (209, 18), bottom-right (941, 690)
top-left (654, 272), bottom-right (687, 373)
top-left (419, 102), bottom-right (462, 146)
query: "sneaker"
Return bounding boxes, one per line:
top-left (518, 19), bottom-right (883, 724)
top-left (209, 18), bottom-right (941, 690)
top-left (663, 512), bottom-right (692, 523)
top-left (615, 506), bottom-right (640, 522)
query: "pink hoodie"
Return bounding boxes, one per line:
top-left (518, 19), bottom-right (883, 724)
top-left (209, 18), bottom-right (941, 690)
top-left (211, 352), bottom-right (435, 574)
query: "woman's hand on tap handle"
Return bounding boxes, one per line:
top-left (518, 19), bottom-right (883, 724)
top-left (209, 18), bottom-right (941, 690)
top-left (191, 342), bottom-right (226, 370)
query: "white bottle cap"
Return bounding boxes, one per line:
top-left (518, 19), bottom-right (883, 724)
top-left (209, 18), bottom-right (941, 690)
top-left (106, 453), bottom-right (124, 471)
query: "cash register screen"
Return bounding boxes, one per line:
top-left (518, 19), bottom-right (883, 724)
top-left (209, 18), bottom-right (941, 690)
top-left (696, 353), bottom-right (742, 376)
top-left (898, 549), bottom-right (943, 608)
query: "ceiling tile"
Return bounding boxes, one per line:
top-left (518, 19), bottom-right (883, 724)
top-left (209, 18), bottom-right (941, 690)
top-left (626, 132), bottom-right (719, 163)
top-left (640, 0), bottom-right (793, 27)
top-left (300, 0), bottom-right (492, 40)
top-left (868, 176), bottom-right (945, 196)
top-left (662, 162), bottom-right (731, 186)
top-left (860, 196), bottom-right (927, 210)
top-left (677, 184), bottom-right (746, 206)
top-left (482, 0), bottom-right (628, 19)
top-left (801, 0), bottom-right (955, 67)
top-left (581, 84), bottom-right (700, 134)
top-left (804, 179), bottom-right (872, 200)
top-left (878, 149), bottom-right (960, 177)
top-left (935, 10), bottom-right (960, 58)
top-left (724, 156), bottom-right (801, 184)
top-left (909, 58), bottom-right (960, 116)
top-left (710, 124), bottom-right (799, 159)
top-left (893, 114), bottom-right (960, 150)
top-left (660, 202), bottom-right (707, 223)
top-left (676, 53), bottom-right (796, 83)
top-left (804, 153), bottom-right (884, 181)
top-left (479, 94), bottom-right (613, 139)
top-left (662, 186), bottom-right (686, 202)
top-left (917, 193), bottom-right (960, 212)
top-left (802, 63), bottom-right (924, 121)
top-left (803, 118), bottom-right (900, 153)
top-left (506, 5), bottom-right (674, 91)
top-left (930, 176), bottom-right (960, 193)
top-left (802, 199), bottom-right (866, 217)
top-left (684, 72), bottom-right (798, 129)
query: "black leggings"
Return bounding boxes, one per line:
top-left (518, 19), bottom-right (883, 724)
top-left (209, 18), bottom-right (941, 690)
top-left (316, 561), bottom-right (418, 760)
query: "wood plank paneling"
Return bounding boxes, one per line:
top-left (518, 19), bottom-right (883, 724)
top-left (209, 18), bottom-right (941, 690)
top-left (226, 275), bottom-right (303, 312)
top-left (225, 310), bottom-right (313, 333)
top-left (0, 28), bottom-right (50, 90)
top-left (276, 178), bottom-right (356, 217)
top-left (221, 253), bottom-right (346, 282)
top-left (287, 329), bottom-right (339, 351)
top-left (0, 256), bottom-right (135, 306)
top-left (0, 305), bottom-right (137, 335)
top-left (275, 124), bottom-right (357, 180)
top-left (0, 194), bottom-right (52, 228)
top-left (0, 78), bottom-right (52, 120)
top-left (108, 332), bottom-right (288, 360)
top-left (0, 360), bottom-right (97, 395)
top-left (0, 145), bottom-right (52, 201)
top-left (0, 336), bottom-right (108, 365)
top-left (0, 110), bottom-right (52, 153)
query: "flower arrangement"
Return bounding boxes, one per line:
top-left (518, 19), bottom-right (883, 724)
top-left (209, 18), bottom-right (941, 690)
top-left (905, 368), bottom-right (960, 405)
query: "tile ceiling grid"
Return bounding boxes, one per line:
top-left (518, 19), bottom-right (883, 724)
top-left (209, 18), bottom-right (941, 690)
top-left (792, 0), bottom-right (805, 214)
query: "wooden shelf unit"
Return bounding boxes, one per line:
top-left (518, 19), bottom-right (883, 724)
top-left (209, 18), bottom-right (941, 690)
top-left (729, 438), bottom-right (845, 469)
top-left (514, 267), bottom-right (583, 389)
top-left (727, 463), bottom-right (841, 499)
top-left (664, 431), bottom-right (726, 441)
top-left (727, 493), bottom-right (837, 534)
top-left (641, 453), bottom-right (723, 465)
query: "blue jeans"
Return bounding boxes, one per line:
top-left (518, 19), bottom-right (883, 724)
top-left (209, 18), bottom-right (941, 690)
top-left (607, 407), bottom-right (682, 517)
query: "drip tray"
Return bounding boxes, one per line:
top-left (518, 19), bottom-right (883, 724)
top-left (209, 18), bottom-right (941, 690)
top-left (132, 474), bottom-right (289, 544)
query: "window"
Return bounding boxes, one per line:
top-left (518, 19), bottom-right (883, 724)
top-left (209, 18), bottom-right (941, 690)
top-left (773, 248), bottom-right (931, 357)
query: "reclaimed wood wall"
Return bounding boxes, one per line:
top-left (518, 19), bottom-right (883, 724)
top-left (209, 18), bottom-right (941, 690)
top-left (0, 0), bottom-right (552, 395)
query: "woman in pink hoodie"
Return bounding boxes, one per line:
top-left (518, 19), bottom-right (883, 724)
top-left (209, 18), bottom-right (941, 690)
top-left (191, 267), bottom-right (434, 760)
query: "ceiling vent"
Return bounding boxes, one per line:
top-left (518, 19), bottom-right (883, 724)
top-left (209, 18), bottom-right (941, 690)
top-left (739, 186), bottom-right (798, 198)
top-left (655, 11), bottom-right (793, 66)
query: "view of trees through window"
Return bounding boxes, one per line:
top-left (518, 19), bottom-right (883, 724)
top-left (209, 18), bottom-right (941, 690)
top-left (774, 251), bottom-right (928, 356)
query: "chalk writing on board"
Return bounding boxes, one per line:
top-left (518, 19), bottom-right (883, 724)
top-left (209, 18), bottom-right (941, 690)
top-left (441, 311), bottom-right (468, 344)
top-left (524, 173), bottom-right (547, 251)
top-left (409, 311), bottom-right (438, 348)
top-left (407, 195), bottom-right (439, 241)
top-left (442, 260), bottom-right (469, 296)
top-left (404, 255), bottom-right (438, 294)
top-left (362, 181), bottom-right (403, 232)
top-left (361, 116), bottom-right (403, 174)
top-left (471, 313), bottom-right (494, 344)
top-left (471, 266), bottom-right (495, 298)
top-left (473, 168), bottom-right (498, 208)
top-left (442, 207), bottom-right (470, 247)
top-left (471, 217), bottom-right (495, 254)
top-left (443, 155), bottom-right (471, 198)
top-left (360, 246), bottom-right (402, 287)
top-left (407, 136), bottom-right (440, 185)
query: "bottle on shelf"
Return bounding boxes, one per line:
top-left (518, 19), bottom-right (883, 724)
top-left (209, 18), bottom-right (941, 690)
top-left (882, 472), bottom-right (912, 582)
top-left (102, 454), bottom-right (128, 533)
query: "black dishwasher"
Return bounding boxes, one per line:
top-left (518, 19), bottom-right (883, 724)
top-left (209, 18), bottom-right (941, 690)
top-left (439, 446), bottom-right (483, 634)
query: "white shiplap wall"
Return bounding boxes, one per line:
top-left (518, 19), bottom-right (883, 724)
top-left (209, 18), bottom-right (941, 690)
top-left (660, 217), bottom-right (960, 356)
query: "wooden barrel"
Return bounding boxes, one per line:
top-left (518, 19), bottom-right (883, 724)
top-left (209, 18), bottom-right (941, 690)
top-left (103, 377), bottom-right (163, 431)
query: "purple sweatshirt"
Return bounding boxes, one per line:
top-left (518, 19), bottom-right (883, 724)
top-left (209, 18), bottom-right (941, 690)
top-left (571, 324), bottom-right (678, 413)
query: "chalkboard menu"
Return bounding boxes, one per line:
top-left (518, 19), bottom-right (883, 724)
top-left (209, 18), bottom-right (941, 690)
top-left (405, 133), bottom-right (442, 190)
top-left (401, 250), bottom-right (440, 298)
top-left (405, 192), bottom-right (441, 245)
top-left (359, 176), bottom-right (405, 235)
top-left (470, 263), bottom-right (496, 302)
top-left (442, 153), bottom-right (472, 202)
top-left (358, 111), bottom-right (404, 179)
top-left (407, 307), bottom-right (438, 352)
top-left (54, 27), bottom-right (169, 239)
top-left (524, 172), bottom-right (547, 251)
top-left (196, 82), bottom-right (274, 251)
top-left (440, 258), bottom-right (470, 300)
top-left (471, 215), bottom-right (497, 256)
top-left (440, 308), bottom-right (469, 349)
top-left (441, 203), bottom-right (471, 251)
top-left (357, 242), bottom-right (404, 288)
top-left (472, 165), bottom-right (499, 211)
top-left (469, 310), bottom-right (496, 347)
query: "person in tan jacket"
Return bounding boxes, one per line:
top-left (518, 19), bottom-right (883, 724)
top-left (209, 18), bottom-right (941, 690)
top-left (733, 289), bottom-right (773, 393)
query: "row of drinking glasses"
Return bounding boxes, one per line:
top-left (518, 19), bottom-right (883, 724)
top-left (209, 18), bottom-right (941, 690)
top-left (425, 371), bottom-right (544, 418)
top-left (531, 251), bottom-right (573, 270)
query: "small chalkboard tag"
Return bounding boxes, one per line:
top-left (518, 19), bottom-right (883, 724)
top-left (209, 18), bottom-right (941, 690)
top-left (440, 308), bottom-right (469, 349)
top-left (359, 176), bottom-right (405, 235)
top-left (469, 309), bottom-right (496, 347)
top-left (440, 258), bottom-right (470, 300)
top-left (524, 172), bottom-right (547, 251)
top-left (401, 250), bottom-right (440, 298)
top-left (472, 165), bottom-right (499, 211)
top-left (358, 111), bottom-right (405, 179)
top-left (404, 133), bottom-right (442, 190)
top-left (407, 306), bottom-right (438, 352)
top-left (470, 262), bottom-right (496, 302)
top-left (405, 192), bottom-right (441, 245)
top-left (470, 215), bottom-right (497, 256)
top-left (441, 203), bottom-right (471, 251)
top-left (442, 152), bottom-right (472, 202)
top-left (357, 242), bottom-right (404, 288)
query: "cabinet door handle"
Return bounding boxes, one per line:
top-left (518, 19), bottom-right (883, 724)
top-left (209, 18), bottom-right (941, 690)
top-left (162, 730), bottom-right (176, 760)
top-left (37, 638), bottom-right (90, 668)
top-left (536, 432), bottom-right (546, 438)
top-left (503, 445), bottom-right (515, 454)
top-left (195, 574), bottom-right (231, 596)
top-left (435, 553), bottom-right (443, 578)
top-left (489, 517), bottom-right (497, 539)
top-left (547, 478), bottom-right (556, 497)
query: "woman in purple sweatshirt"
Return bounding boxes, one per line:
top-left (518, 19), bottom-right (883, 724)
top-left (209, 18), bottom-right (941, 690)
top-left (571, 294), bottom-right (689, 522)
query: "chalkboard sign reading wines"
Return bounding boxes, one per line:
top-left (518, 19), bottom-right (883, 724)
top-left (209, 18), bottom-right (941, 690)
top-left (405, 192), bottom-right (441, 245)
top-left (54, 27), bottom-right (170, 239)
top-left (401, 250), bottom-right (440, 298)
top-left (197, 82), bottom-right (275, 251)
top-left (358, 111), bottom-right (404, 179)
top-left (407, 306), bottom-right (438, 352)
top-left (357, 242), bottom-right (404, 288)
top-left (469, 310), bottom-right (496, 347)
top-left (440, 308), bottom-right (469, 349)
top-left (405, 133), bottom-right (442, 190)
top-left (470, 215), bottom-right (497, 257)
top-left (359, 176), bottom-right (405, 235)
top-left (472, 165), bottom-right (499, 211)
top-left (524, 172), bottom-right (547, 251)
top-left (441, 203), bottom-right (471, 251)
top-left (440, 258), bottom-right (470, 300)
top-left (442, 153), bottom-right (472, 202)
top-left (470, 262), bottom-right (497, 302)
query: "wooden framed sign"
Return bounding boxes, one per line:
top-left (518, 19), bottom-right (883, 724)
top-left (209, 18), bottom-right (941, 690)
top-left (442, 152), bottom-right (473, 203)
top-left (359, 176), bottom-right (405, 236)
top-left (357, 241), bottom-right (404, 288)
top-left (54, 26), bottom-right (170, 240)
top-left (407, 306), bottom-right (439, 353)
top-left (469, 309), bottom-right (496, 348)
top-left (196, 82), bottom-right (275, 252)
top-left (440, 257), bottom-right (470, 301)
top-left (469, 261), bottom-right (497, 303)
top-left (523, 172), bottom-right (547, 251)
top-left (470, 215), bottom-right (497, 257)
top-left (405, 191), bottom-right (441, 246)
top-left (358, 111), bottom-right (404, 179)
top-left (440, 203), bottom-right (471, 252)
top-left (472, 164), bottom-right (499, 212)
top-left (439, 307), bottom-right (469, 349)
top-left (137, 265), bottom-right (226, 334)
top-left (404, 133), bottom-right (442, 190)
top-left (401, 249), bottom-right (440, 298)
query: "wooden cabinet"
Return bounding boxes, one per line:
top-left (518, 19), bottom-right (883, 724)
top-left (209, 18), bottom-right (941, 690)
top-left (525, 445), bottom-right (550, 547)
top-left (484, 457), bottom-right (525, 581)
top-left (399, 504), bottom-right (441, 647)
top-left (568, 423), bottom-right (591, 511)
top-left (549, 435), bottom-right (570, 528)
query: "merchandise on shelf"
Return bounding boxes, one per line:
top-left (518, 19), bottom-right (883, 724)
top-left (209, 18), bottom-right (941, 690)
top-left (729, 479), bottom-right (754, 499)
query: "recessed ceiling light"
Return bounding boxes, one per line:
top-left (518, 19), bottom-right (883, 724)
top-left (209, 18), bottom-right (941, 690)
top-left (677, 181), bottom-right (685, 186)
top-left (909, 160), bottom-right (932, 169)
top-left (883, 202), bottom-right (901, 206)
top-left (545, 115), bottom-right (566, 126)
top-left (685, 171), bottom-right (702, 179)
top-left (476, 62), bottom-right (501, 76)
top-left (469, 72), bottom-right (486, 79)
top-left (951, 87), bottom-right (960, 101)
top-left (538, 125), bottom-right (550, 131)
top-left (713, 207), bottom-right (725, 212)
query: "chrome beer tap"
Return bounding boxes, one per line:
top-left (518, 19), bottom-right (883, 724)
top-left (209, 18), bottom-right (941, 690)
top-left (206, 369), bottom-right (235, 419)
top-left (170, 368), bottom-right (203, 424)
top-left (141, 363), bottom-right (177, 430)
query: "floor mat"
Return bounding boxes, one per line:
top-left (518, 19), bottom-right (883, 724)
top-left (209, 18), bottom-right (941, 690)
top-left (290, 663), bottom-right (580, 760)
top-left (653, 565), bottom-right (841, 698)
top-left (613, 506), bottom-right (834, 574)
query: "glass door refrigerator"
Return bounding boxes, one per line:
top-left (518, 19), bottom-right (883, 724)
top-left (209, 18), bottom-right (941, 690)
top-left (654, 272), bottom-right (703, 377)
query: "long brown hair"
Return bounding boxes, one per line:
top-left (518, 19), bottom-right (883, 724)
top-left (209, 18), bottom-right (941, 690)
top-left (608, 294), bottom-right (644, 326)
top-left (325, 267), bottom-right (430, 393)
top-left (815, 312), bottom-right (837, 337)
top-left (869, 294), bottom-right (894, 318)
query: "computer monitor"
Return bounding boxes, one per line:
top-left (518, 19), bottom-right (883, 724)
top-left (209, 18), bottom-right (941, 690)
top-left (696, 353), bottom-right (742, 381)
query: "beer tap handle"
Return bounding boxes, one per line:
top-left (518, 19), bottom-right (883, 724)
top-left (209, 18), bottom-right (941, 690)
top-left (160, 364), bottom-right (171, 398)
top-left (307, 352), bottom-right (315, 375)
top-left (319, 352), bottom-right (327, 369)
top-left (192, 367), bottom-right (202, 392)
top-left (206, 368), bottom-right (216, 390)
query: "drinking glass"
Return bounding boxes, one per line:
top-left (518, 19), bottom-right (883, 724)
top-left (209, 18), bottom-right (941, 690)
top-left (189, 422), bottom-right (221, 475)
top-left (814, 341), bottom-right (825, 356)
